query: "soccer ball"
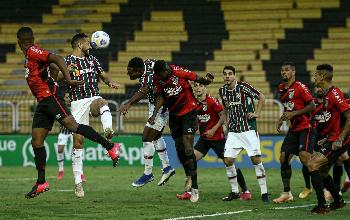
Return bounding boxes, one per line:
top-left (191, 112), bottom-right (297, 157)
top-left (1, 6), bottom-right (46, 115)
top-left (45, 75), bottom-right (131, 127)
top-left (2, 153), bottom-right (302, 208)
top-left (90, 31), bottom-right (110, 49)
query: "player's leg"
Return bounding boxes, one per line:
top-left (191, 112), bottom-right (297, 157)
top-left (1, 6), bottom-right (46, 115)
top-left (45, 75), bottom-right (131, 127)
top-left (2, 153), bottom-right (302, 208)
top-left (299, 165), bottom-right (312, 199)
top-left (154, 135), bottom-right (175, 186)
top-left (273, 131), bottom-right (296, 203)
top-left (245, 131), bottom-right (268, 202)
top-left (72, 133), bottom-right (85, 197)
top-left (25, 101), bottom-right (53, 199)
top-left (341, 150), bottom-right (350, 192)
top-left (222, 132), bottom-right (241, 201)
top-left (212, 139), bottom-right (250, 200)
top-left (333, 158), bottom-right (344, 193)
top-left (56, 128), bottom-right (69, 181)
top-left (90, 97), bottom-right (114, 139)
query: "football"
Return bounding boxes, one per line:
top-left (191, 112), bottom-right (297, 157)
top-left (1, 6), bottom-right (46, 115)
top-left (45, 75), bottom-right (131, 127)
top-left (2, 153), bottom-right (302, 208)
top-left (90, 31), bottom-right (110, 49)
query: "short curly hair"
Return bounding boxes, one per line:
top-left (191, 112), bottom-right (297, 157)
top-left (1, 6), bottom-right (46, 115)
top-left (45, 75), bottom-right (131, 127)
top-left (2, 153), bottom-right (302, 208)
top-left (128, 57), bottom-right (144, 69)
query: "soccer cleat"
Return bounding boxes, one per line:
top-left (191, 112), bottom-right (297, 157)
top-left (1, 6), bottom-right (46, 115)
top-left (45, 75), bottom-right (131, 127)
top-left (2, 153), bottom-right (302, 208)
top-left (25, 182), bottom-right (50, 199)
top-left (157, 166), bottom-right (175, 186)
top-left (57, 171), bottom-right (64, 181)
top-left (311, 205), bottom-right (330, 214)
top-left (240, 191), bottom-right (252, 201)
top-left (176, 191), bottom-right (191, 200)
top-left (81, 174), bottom-right (86, 182)
top-left (324, 189), bottom-right (332, 201)
top-left (132, 173), bottom-right (154, 187)
top-left (273, 192), bottom-right (293, 203)
top-left (190, 188), bottom-right (199, 203)
top-left (107, 143), bottom-right (120, 167)
top-left (299, 187), bottom-right (312, 199)
top-left (261, 193), bottom-right (269, 203)
top-left (341, 181), bottom-right (350, 193)
top-left (329, 198), bottom-right (346, 210)
top-left (222, 192), bottom-right (240, 201)
top-left (104, 128), bottom-right (115, 140)
top-left (184, 177), bottom-right (192, 192)
top-left (75, 182), bottom-right (85, 198)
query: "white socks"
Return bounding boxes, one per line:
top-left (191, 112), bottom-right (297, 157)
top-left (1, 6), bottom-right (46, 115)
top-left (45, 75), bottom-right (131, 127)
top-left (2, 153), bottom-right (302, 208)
top-left (226, 164), bottom-right (239, 193)
top-left (72, 148), bottom-right (83, 184)
top-left (143, 142), bottom-right (155, 175)
top-left (154, 137), bottom-right (170, 169)
top-left (100, 105), bottom-right (112, 130)
top-left (254, 162), bottom-right (268, 194)
top-left (57, 152), bottom-right (64, 172)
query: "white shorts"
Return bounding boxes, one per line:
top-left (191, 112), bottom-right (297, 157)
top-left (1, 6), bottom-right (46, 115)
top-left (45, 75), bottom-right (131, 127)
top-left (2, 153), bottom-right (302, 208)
top-left (57, 133), bottom-right (71, 146)
top-left (71, 96), bottom-right (102, 125)
top-left (145, 103), bottom-right (169, 132)
top-left (224, 130), bottom-right (261, 158)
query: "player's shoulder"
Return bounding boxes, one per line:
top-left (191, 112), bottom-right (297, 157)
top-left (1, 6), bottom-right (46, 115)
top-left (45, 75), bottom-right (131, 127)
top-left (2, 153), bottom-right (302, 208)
top-left (27, 45), bottom-right (48, 57)
top-left (207, 95), bottom-right (221, 105)
top-left (295, 81), bottom-right (309, 90)
top-left (277, 82), bottom-right (285, 90)
top-left (329, 87), bottom-right (345, 100)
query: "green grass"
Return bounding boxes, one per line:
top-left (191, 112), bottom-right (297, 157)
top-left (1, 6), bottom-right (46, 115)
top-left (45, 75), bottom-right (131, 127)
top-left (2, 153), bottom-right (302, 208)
top-left (0, 166), bottom-right (349, 219)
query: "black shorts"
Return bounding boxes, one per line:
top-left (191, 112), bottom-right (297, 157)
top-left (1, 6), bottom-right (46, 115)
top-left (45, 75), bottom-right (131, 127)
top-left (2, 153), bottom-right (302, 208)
top-left (281, 127), bottom-right (316, 155)
top-left (318, 138), bottom-right (350, 165)
top-left (32, 95), bottom-right (71, 130)
top-left (194, 137), bottom-right (225, 159)
top-left (169, 110), bottom-right (197, 140)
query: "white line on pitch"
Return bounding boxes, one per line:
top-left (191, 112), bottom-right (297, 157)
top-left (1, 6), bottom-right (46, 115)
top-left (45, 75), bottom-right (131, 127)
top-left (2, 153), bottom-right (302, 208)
top-left (273, 204), bottom-right (315, 210)
top-left (0, 176), bottom-right (56, 182)
top-left (54, 189), bottom-right (74, 192)
top-left (163, 210), bottom-right (253, 220)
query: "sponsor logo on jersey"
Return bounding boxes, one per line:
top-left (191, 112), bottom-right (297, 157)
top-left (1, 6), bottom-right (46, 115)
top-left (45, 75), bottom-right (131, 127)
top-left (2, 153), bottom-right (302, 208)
top-left (197, 114), bottom-right (210, 123)
top-left (283, 101), bottom-right (295, 111)
top-left (315, 111), bottom-right (331, 123)
top-left (164, 86), bottom-right (182, 96)
top-left (288, 89), bottom-right (295, 99)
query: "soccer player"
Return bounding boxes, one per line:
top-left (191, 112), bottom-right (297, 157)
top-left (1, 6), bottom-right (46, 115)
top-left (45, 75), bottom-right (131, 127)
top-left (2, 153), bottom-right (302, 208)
top-left (176, 82), bottom-right (250, 201)
top-left (17, 27), bottom-right (120, 199)
top-left (119, 57), bottom-right (175, 187)
top-left (307, 64), bottom-right (350, 214)
top-left (273, 62), bottom-right (316, 203)
top-left (149, 60), bottom-right (214, 203)
top-left (57, 33), bottom-right (120, 197)
top-left (219, 66), bottom-right (269, 202)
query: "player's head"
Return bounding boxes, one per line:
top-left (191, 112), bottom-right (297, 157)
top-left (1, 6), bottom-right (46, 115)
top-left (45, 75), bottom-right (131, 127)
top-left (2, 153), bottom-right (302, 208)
top-left (17, 27), bottom-right (34, 53)
top-left (71, 33), bottom-right (91, 56)
top-left (193, 82), bottom-right (206, 98)
top-left (314, 64), bottom-right (333, 87)
top-left (127, 57), bottom-right (144, 80)
top-left (154, 60), bottom-right (171, 81)
top-left (223, 65), bottom-right (236, 85)
top-left (281, 61), bottom-right (295, 82)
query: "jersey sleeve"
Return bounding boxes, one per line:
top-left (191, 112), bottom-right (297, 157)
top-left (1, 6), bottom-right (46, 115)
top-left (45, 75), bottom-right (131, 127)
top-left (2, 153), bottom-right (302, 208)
top-left (299, 83), bottom-right (314, 103)
top-left (240, 82), bottom-right (261, 99)
top-left (172, 65), bottom-right (197, 81)
top-left (332, 90), bottom-right (350, 113)
top-left (28, 46), bottom-right (50, 63)
top-left (219, 87), bottom-right (226, 108)
top-left (211, 97), bottom-right (224, 113)
top-left (91, 56), bottom-right (104, 75)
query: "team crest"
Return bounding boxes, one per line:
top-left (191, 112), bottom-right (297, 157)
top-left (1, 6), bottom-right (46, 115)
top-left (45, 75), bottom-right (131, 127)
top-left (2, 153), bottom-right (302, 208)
top-left (202, 104), bottom-right (207, 111)
top-left (172, 76), bottom-right (178, 85)
top-left (288, 89), bottom-right (295, 99)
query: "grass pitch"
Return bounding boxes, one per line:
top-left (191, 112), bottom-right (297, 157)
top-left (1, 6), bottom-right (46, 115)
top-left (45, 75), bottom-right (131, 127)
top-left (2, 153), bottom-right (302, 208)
top-left (0, 166), bottom-right (349, 219)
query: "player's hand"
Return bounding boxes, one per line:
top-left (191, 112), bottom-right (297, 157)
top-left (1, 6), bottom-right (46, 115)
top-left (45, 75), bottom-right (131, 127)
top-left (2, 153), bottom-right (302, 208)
top-left (247, 112), bottom-right (259, 119)
top-left (67, 79), bottom-right (84, 87)
top-left (332, 139), bottom-right (343, 151)
top-left (317, 138), bottom-right (327, 146)
top-left (206, 72), bottom-right (214, 80)
top-left (119, 104), bottom-right (130, 116)
top-left (281, 111), bottom-right (295, 121)
top-left (276, 120), bottom-right (283, 133)
top-left (204, 128), bottom-right (216, 138)
top-left (148, 114), bottom-right (156, 125)
top-left (109, 82), bottom-right (120, 89)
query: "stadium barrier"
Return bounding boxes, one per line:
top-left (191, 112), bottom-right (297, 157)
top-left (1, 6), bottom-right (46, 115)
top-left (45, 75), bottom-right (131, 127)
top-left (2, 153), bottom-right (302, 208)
top-left (0, 134), bottom-right (301, 168)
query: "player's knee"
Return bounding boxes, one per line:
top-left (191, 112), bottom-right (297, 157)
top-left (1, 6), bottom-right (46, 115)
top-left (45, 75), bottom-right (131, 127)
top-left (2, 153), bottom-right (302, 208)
top-left (184, 147), bottom-right (194, 156)
top-left (31, 139), bottom-right (44, 148)
top-left (307, 160), bottom-right (319, 172)
top-left (224, 157), bottom-right (234, 166)
top-left (251, 155), bottom-right (261, 165)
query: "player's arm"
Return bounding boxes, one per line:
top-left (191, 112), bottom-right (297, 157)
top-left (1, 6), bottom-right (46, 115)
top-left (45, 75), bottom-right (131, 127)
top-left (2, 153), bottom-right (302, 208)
top-left (119, 86), bottom-right (150, 115)
top-left (248, 93), bottom-right (265, 119)
top-left (148, 93), bottom-right (165, 125)
top-left (281, 100), bottom-right (316, 121)
top-left (195, 73), bottom-right (214, 85)
top-left (48, 54), bottom-right (83, 86)
top-left (333, 110), bottom-right (350, 150)
top-left (99, 71), bottom-right (120, 89)
top-left (205, 110), bottom-right (225, 138)
top-left (49, 63), bottom-right (64, 81)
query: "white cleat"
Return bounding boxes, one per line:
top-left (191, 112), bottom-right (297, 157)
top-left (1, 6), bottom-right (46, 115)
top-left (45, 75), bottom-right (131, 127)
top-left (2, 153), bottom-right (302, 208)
top-left (75, 182), bottom-right (85, 198)
top-left (157, 166), bottom-right (175, 186)
top-left (190, 188), bottom-right (199, 203)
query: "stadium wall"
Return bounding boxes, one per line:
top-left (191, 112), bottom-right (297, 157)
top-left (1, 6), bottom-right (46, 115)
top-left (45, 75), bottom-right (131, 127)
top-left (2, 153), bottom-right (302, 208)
top-left (0, 134), bottom-right (301, 168)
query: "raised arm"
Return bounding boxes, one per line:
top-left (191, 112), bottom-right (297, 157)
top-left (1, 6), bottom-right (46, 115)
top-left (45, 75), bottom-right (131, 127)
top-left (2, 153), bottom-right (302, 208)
top-left (48, 54), bottom-right (82, 86)
top-left (99, 71), bottom-right (120, 89)
top-left (119, 86), bottom-right (149, 115)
